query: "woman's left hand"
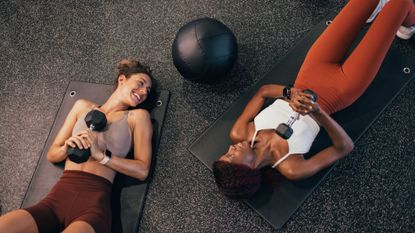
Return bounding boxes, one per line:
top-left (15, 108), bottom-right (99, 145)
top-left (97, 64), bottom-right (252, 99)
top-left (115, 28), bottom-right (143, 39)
top-left (289, 90), bottom-right (320, 115)
top-left (75, 129), bottom-right (105, 161)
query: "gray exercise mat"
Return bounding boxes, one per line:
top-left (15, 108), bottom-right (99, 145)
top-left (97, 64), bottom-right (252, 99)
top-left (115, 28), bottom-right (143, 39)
top-left (21, 81), bottom-right (170, 233)
top-left (188, 15), bottom-right (415, 229)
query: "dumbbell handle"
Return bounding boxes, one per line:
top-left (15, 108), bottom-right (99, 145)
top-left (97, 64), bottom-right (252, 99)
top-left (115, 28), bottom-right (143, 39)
top-left (303, 89), bottom-right (318, 102)
top-left (286, 112), bottom-right (300, 127)
top-left (285, 88), bottom-right (317, 126)
top-left (67, 125), bottom-right (94, 163)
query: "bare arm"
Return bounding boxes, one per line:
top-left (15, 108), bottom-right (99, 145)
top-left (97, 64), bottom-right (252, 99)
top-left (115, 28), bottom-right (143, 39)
top-left (230, 84), bottom-right (287, 141)
top-left (280, 108), bottom-right (354, 180)
top-left (47, 99), bottom-right (89, 163)
top-left (103, 109), bottom-right (153, 181)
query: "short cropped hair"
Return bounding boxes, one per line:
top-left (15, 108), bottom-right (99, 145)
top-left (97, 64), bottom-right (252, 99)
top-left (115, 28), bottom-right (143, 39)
top-left (212, 160), bottom-right (262, 199)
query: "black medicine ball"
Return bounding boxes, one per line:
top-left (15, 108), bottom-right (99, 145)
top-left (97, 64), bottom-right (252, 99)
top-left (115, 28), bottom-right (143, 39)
top-left (172, 17), bottom-right (238, 83)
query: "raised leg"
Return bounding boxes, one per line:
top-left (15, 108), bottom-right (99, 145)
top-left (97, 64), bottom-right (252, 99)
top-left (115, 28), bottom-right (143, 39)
top-left (302, 0), bottom-right (381, 65)
top-left (402, 0), bottom-right (415, 26)
top-left (341, 0), bottom-right (415, 98)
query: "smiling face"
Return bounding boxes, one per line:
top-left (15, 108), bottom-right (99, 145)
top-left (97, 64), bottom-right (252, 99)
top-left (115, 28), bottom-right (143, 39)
top-left (118, 73), bottom-right (152, 107)
top-left (219, 141), bottom-right (256, 168)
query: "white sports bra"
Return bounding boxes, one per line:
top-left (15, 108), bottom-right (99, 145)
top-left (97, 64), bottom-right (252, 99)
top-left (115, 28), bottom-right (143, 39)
top-left (251, 99), bottom-right (320, 168)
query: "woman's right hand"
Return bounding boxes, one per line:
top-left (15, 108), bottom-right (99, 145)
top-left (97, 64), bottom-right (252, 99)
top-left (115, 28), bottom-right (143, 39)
top-left (289, 90), bottom-right (320, 115)
top-left (64, 131), bottom-right (92, 150)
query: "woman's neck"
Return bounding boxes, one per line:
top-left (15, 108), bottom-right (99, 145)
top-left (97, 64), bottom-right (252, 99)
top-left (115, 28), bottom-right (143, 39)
top-left (99, 91), bottom-right (129, 115)
top-left (252, 141), bottom-right (277, 169)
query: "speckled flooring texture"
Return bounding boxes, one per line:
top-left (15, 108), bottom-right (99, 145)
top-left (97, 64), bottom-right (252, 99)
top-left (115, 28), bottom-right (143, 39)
top-left (1, 0), bottom-right (414, 232)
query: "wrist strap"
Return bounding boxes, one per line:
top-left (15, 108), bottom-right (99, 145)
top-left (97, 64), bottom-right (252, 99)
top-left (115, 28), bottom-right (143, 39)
top-left (283, 85), bottom-right (293, 99)
top-left (99, 154), bottom-right (110, 165)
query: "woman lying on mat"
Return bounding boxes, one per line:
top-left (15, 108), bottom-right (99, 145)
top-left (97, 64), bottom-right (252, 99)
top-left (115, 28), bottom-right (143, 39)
top-left (0, 59), bottom-right (157, 233)
top-left (213, 0), bottom-right (415, 199)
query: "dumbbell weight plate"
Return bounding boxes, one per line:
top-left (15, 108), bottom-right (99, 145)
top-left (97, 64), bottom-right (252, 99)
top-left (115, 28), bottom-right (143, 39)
top-left (67, 147), bottom-right (91, 163)
top-left (85, 110), bottom-right (107, 131)
top-left (276, 123), bottom-right (293, 140)
top-left (302, 89), bottom-right (318, 102)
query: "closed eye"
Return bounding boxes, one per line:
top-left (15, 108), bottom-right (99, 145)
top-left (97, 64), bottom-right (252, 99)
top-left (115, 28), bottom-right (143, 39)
top-left (137, 80), bottom-right (151, 93)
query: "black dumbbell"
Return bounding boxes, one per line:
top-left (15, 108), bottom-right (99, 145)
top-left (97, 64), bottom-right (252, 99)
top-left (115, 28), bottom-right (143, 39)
top-left (275, 89), bottom-right (318, 139)
top-left (67, 110), bottom-right (107, 163)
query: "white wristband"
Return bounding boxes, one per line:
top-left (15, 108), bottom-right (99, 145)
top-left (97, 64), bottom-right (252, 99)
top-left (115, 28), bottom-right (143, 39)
top-left (99, 155), bottom-right (110, 165)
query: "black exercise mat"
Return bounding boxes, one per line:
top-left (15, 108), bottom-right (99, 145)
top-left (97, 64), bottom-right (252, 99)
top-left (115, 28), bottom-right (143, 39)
top-left (188, 15), bottom-right (415, 229)
top-left (21, 81), bottom-right (170, 233)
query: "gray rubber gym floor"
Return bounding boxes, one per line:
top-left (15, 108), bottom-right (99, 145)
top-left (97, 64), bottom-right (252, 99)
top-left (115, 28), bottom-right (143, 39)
top-left (1, 0), bottom-right (414, 232)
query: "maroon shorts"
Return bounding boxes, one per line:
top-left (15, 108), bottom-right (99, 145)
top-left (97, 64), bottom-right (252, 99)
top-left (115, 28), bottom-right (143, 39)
top-left (24, 170), bottom-right (112, 233)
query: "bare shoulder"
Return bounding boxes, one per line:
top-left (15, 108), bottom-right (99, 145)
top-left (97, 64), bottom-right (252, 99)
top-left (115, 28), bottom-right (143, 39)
top-left (72, 99), bottom-right (96, 116)
top-left (73, 98), bottom-right (96, 109)
top-left (128, 109), bottom-right (151, 120)
top-left (128, 109), bottom-right (152, 130)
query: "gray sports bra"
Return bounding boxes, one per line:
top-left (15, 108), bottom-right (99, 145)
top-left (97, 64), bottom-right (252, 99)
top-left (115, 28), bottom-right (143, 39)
top-left (71, 109), bottom-right (132, 157)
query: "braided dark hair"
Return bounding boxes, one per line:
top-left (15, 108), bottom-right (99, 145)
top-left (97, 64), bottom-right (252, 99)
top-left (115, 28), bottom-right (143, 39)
top-left (115, 59), bottom-right (158, 111)
top-left (212, 160), bottom-right (262, 199)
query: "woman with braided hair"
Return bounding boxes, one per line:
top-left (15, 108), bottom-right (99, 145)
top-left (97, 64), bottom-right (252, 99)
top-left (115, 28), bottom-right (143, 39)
top-left (213, 0), bottom-right (415, 199)
top-left (0, 59), bottom-right (158, 233)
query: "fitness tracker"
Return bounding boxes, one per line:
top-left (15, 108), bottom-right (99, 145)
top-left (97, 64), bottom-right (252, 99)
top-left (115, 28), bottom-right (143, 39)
top-left (283, 85), bottom-right (293, 99)
top-left (99, 149), bottom-right (112, 165)
top-left (99, 155), bottom-right (110, 165)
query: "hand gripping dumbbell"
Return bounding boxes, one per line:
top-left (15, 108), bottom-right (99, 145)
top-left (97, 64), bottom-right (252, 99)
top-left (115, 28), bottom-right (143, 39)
top-left (67, 110), bottom-right (107, 163)
top-left (275, 89), bottom-right (318, 139)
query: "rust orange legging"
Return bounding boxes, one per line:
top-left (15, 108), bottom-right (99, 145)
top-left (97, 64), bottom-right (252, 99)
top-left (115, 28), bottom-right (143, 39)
top-left (294, 0), bottom-right (415, 115)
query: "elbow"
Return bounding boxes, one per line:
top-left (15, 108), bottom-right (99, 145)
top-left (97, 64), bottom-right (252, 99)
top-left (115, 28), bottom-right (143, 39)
top-left (46, 151), bottom-right (63, 163)
top-left (229, 129), bottom-right (243, 142)
top-left (46, 153), bottom-right (54, 163)
top-left (337, 140), bottom-right (354, 155)
top-left (46, 145), bottom-right (67, 163)
top-left (258, 85), bottom-right (268, 97)
top-left (47, 154), bottom-right (63, 163)
top-left (282, 167), bottom-right (304, 181)
top-left (344, 141), bottom-right (354, 153)
top-left (134, 166), bottom-right (150, 181)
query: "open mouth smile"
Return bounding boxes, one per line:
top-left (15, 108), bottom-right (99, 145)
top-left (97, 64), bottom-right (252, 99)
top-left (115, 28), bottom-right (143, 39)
top-left (132, 92), bottom-right (141, 103)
